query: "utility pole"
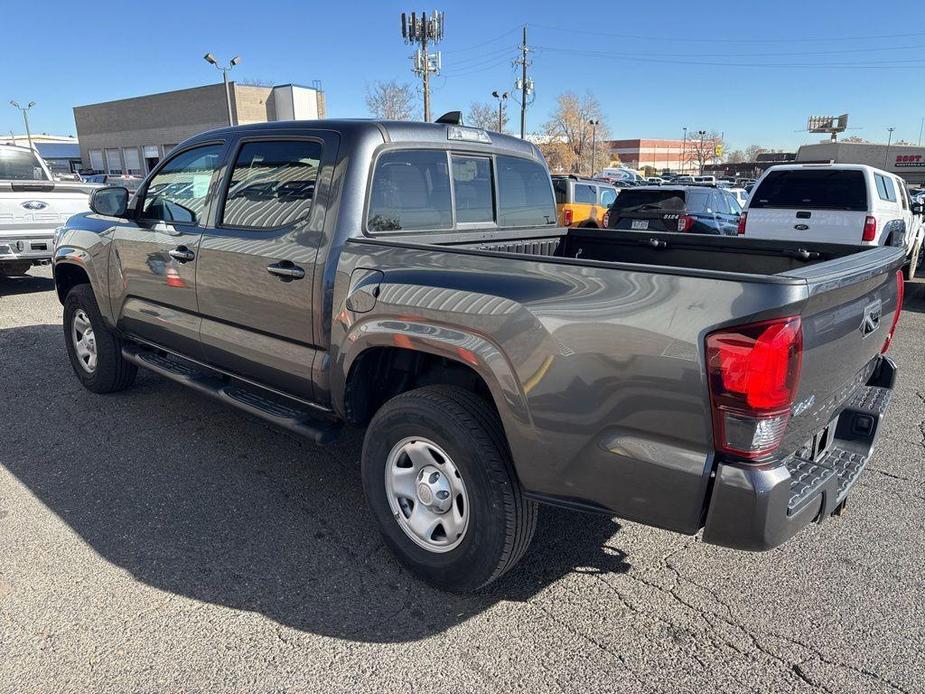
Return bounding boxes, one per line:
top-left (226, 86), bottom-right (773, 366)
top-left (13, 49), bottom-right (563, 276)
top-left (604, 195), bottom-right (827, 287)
top-left (681, 127), bottom-right (688, 174)
top-left (491, 90), bottom-right (508, 132)
top-left (203, 53), bottom-right (240, 126)
top-left (589, 119), bottom-right (600, 176)
top-left (9, 101), bottom-right (35, 151)
top-left (919, 117), bottom-right (924, 146)
top-left (513, 25), bottom-right (533, 139)
top-left (697, 130), bottom-right (706, 175)
top-left (885, 127), bottom-right (895, 168)
top-left (401, 11), bottom-right (444, 122)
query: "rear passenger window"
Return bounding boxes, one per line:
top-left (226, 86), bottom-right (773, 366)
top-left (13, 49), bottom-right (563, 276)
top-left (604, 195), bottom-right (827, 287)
top-left (876, 174), bottom-right (897, 202)
top-left (496, 155), bottom-right (556, 227)
top-left (221, 140), bottom-right (322, 229)
top-left (452, 155), bottom-right (494, 224)
top-left (600, 188), bottom-right (617, 207)
top-left (574, 184), bottom-right (596, 204)
top-left (368, 150), bottom-right (452, 231)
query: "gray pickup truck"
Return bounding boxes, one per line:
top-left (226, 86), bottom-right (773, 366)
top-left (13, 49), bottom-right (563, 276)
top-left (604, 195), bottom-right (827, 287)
top-left (53, 118), bottom-right (904, 592)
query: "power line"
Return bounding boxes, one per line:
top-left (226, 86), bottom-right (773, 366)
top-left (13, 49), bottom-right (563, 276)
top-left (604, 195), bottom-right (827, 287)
top-left (530, 22), bottom-right (925, 44)
top-left (441, 27), bottom-right (519, 53)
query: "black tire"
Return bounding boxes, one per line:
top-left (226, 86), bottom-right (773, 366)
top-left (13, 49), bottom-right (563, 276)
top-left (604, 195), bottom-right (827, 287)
top-left (0, 261), bottom-right (32, 276)
top-left (362, 385), bottom-right (537, 592)
top-left (63, 284), bottom-right (137, 394)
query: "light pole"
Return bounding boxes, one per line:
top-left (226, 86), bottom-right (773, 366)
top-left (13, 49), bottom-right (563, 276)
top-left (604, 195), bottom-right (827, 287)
top-left (697, 130), bottom-right (707, 175)
top-left (10, 100), bottom-right (35, 151)
top-left (588, 119), bottom-right (600, 176)
top-left (491, 90), bottom-right (508, 132)
top-left (203, 53), bottom-right (240, 126)
top-left (681, 127), bottom-right (688, 174)
top-left (885, 127), bottom-right (895, 168)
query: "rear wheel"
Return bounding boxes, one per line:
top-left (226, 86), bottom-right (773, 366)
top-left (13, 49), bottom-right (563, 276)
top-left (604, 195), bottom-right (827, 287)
top-left (362, 385), bottom-right (537, 592)
top-left (63, 284), bottom-right (137, 393)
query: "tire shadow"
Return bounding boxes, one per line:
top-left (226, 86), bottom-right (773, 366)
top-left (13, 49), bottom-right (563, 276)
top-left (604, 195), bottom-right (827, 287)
top-left (0, 323), bottom-right (631, 644)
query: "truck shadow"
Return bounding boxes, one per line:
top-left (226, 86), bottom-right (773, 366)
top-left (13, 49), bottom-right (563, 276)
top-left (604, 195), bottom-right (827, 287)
top-left (0, 272), bottom-right (56, 296)
top-left (0, 323), bottom-right (630, 644)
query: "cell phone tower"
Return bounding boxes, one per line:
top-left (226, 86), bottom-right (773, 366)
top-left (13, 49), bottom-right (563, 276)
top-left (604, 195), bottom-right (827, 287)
top-left (401, 11), bottom-right (444, 122)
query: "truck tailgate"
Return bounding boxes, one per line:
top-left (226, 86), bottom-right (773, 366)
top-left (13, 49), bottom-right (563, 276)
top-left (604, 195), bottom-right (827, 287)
top-left (780, 246), bottom-right (905, 454)
top-left (745, 208), bottom-right (869, 244)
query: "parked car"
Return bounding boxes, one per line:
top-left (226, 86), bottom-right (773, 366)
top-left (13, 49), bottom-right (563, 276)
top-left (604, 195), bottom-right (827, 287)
top-left (740, 164), bottom-right (925, 279)
top-left (693, 175), bottom-right (717, 185)
top-left (645, 177), bottom-right (665, 185)
top-left (553, 175), bottom-right (618, 227)
top-left (0, 144), bottom-right (92, 276)
top-left (674, 175), bottom-right (694, 184)
top-left (727, 187), bottom-right (749, 209)
top-left (54, 118), bottom-right (903, 592)
top-left (604, 185), bottom-right (742, 235)
top-left (82, 173), bottom-right (143, 193)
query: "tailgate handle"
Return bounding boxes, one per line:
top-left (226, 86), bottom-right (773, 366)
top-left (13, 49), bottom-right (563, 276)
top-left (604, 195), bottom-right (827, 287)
top-left (796, 211), bottom-right (811, 219)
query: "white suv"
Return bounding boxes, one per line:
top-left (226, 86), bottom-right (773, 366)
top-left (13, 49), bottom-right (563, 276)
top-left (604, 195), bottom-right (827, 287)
top-left (739, 163), bottom-right (924, 279)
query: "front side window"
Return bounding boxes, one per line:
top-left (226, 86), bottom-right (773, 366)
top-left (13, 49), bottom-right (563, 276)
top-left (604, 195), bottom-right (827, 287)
top-left (496, 155), bottom-right (556, 227)
top-left (452, 155), bottom-right (494, 223)
top-left (141, 144), bottom-right (223, 224)
top-left (0, 147), bottom-right (48, 181)
top-left (574, 184), bottom-right (596, 204)
top-left (222, 140), bottom-right (322, 229)
top-left (368, 150), bottom-right (452, 231)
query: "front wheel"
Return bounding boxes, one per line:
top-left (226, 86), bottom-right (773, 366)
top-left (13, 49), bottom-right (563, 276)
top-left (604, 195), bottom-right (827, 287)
top-left (361, 385), bottom-right (537, 592)
top-left (63, 284), bottom-right (137, 393)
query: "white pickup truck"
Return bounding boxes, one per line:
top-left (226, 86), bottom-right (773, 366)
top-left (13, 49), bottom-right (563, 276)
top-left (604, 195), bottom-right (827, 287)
top-left (740, 163), bottom-right (925, 280)
top-left (0, 144), bottom-right (92, 276)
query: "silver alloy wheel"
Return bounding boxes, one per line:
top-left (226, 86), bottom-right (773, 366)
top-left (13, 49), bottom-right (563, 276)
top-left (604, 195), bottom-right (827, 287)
top-left (71, 309), bottom-right (97, 373)
top-left (384, 437), bottom-right (469, 553)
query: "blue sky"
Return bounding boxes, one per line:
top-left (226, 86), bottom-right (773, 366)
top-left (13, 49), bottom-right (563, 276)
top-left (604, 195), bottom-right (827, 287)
top-left (5, 0), bottom-right (925, 151)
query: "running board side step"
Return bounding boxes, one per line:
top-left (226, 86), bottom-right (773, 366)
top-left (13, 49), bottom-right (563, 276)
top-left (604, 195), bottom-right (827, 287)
top-left (121, 346), bottom-right (342, 445)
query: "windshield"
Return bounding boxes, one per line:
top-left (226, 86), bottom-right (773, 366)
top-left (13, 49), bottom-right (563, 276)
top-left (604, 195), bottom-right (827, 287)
top-left (0, 148), bottom-right (49, 181)
top-left (613, 189), bottom-right (686, 212)
top-left (750, 170), bottom-right (867, 211)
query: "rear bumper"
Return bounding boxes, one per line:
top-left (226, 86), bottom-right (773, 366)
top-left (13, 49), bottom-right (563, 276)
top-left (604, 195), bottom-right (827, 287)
top-left (0, 232), bottom-right (55, 262)
top-left (702, 356), bottom-right (896, 551)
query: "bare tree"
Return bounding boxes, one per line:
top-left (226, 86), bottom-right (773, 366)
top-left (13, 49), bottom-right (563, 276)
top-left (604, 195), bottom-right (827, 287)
top-left (841, 136), bottom-right (869, 144)
top-left (538, 91), bottom-right (611, 175)
top-left (743, 144), bottom-right (764, 162)
top-left (685, 131), bottom-right (725, 174)
top-left (365, 81), bottom-right (417, 120)
top-left (237, 77), bottom-right (275, 87)
top-left (467, 101), bottom-right (508, 133)
top-left (724, 149), bottom-right (745, 164)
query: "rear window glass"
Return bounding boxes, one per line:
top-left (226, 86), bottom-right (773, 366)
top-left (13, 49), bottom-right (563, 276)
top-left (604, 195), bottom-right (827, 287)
top-left (452, 155), bottom-right (493, 224)
top-left (574, 184), bottom-right (596, 204)
top-left (496, 155), bottom-right (556, 227)
top-left (0, 148), bottom-right (48, 181)
top-left (553, 178), bottom-right (568, 204)
top-left (751, 170), bottom-right (867, 211)
top-left (368, 150), bottom-right (452, 231)
top-left (613, 189), bottom-right (686, 212)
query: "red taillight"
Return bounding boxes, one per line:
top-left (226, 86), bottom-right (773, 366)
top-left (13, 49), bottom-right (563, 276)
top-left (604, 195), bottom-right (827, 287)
top-left (677, 214), bottom-right (694, 232)
top-left (603, 210), bottom-right (610, 227)
top-left (736, 211), bottom-right (747, 235)
top-left (881, 269), bottom-right (904, 353)
top-left (706, 316), bottom-right (803, 460)
top-left (862, 215), bottom-right (877, 242)
top-left (564, 208), bottom-right (573, 226)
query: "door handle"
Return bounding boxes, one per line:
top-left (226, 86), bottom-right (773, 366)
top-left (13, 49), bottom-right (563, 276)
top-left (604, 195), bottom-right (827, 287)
top-left (168, 246), bottom-right (195, 262)
top-left (267, 260), bottom-right (305, 280)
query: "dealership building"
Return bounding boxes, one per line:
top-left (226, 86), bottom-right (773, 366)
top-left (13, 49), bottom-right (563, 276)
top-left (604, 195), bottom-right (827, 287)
top-left (73, 82), bottom-right (326, 175)
top-left (606, 138), bottom-right (696, 173)
top-left (795, 141), bottom-right (925, 184)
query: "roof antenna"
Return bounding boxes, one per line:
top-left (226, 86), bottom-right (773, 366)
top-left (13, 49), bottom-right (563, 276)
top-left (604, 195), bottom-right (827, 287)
top-left (435, 111), bottom-right (463, 125)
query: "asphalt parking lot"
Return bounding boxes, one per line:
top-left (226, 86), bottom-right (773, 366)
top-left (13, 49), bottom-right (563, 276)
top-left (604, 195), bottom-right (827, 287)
top-left (1, 266), bottom-right (922, 694)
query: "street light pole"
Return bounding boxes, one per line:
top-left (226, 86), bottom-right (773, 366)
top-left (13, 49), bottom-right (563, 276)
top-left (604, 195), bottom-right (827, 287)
top-left (588, 119), bottom-right (600, 176)
top-left (9, 100), bottom-right (35, 151)
top-left (697, 130), bottom-right (707, 175)
top-left (681, 127), bottom-right (688, 174)
top-left (885, 127), bottom-right (895, 168)
top-left (491, 90), bottom-right (508, 132)
top-left (203, 53), bottom-right (241, 126)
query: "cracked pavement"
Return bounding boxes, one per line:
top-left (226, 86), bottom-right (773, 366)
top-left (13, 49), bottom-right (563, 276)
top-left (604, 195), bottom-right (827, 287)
top-left (1, 267), bottom-right (922, 693)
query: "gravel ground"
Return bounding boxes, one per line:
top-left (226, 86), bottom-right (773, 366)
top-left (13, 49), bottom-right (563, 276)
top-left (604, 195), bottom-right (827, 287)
top-left (1, 266), bottom-right (922, 694)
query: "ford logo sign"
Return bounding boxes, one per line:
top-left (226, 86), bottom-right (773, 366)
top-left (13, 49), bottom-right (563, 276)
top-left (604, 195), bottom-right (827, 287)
top-left (21, 200), bottom-right (48, 210)
top-left (794, 223), bottom-right (809, 231)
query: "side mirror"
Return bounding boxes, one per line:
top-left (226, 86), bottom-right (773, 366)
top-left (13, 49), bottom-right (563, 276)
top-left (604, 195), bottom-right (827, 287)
top-left (90, 186), bottom-right (129, 217)
top-left (912, 202), bottom-right (924, 215)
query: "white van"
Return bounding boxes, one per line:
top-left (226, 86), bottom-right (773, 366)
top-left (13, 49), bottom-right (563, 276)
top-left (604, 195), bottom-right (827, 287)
top-left (740, 163), bottom-right (924, 279)
top-left (693, 175), bottom-right (716, 184)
